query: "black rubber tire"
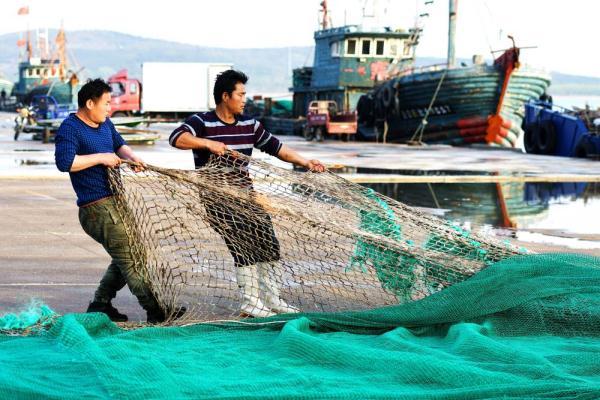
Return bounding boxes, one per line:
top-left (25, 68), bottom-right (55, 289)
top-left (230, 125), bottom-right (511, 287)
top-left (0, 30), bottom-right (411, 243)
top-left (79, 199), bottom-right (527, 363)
top-left (356, 95), bottom-right (374, 125)
top-left (574, 138), bottom-right (595, 158)
top-left (523, 123), bottom-right (539, 154)
top-left (303, 125), bottom-right (314, 141)
top-left (381, 83), bottom-right (394, 109)
top-left (315, 127), bottom-right (325, 142)
top-left (536, 120), bottom-right (557, 155)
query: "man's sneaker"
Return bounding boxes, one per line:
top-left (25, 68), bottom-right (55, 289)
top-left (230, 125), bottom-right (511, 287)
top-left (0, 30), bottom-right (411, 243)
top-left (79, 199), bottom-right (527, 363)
top-left (86, 301), bottom-right (128, 322)
top-left (146, 306), bottom-right (187, 324)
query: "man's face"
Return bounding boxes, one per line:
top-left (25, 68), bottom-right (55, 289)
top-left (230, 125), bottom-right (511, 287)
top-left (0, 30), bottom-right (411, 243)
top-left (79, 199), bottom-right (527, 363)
top-left (87, 92), bottom-right (111, 124)
top-left (224, 83), bottom-right (246, 115)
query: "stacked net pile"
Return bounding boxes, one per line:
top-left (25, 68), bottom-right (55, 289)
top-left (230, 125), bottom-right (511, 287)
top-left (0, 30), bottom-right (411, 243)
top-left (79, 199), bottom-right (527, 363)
top-left (108, 152), bottom-right (525, 323)
top-left (1, 254), bottom-right (599, 399)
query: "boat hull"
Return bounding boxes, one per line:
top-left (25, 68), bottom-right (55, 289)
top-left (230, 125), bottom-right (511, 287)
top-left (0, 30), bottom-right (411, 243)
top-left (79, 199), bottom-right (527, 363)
top-left (361, 64), bottom-right (551, 147)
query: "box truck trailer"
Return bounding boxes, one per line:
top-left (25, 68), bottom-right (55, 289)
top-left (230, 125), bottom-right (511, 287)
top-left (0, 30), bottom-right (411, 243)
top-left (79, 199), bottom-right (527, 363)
top-left (108, 62), bottom-right (232, 118)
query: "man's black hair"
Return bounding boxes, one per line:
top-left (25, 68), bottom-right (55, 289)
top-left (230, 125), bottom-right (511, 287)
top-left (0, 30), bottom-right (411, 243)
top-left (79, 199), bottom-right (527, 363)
top-left (213, 70), bottom-right (248, 105)
top-left (78, 78), bottom-right (111, 108)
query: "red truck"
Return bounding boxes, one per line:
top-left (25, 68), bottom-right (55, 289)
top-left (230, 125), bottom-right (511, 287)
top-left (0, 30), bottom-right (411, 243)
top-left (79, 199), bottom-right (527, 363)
top-left (303, 100), bottom-right (357, 142)
top-left (107, 69), bottom-right (140, 117)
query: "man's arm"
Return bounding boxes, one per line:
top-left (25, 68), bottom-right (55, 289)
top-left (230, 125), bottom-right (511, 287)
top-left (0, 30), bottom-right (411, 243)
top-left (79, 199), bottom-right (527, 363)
top-left (172, 132), bottom-right (228, 156)
top-left (70, 153), bottom-right (122, 172)
top-left (116, 145), bottom-right (143, 163)
top-left (55, 123), bottom-right (122, 172)
top-left (277, 144), bottom-right (326, 172)
top-left (115, 144), bottom-right (145, 172)
top-left (70, 146), bottom-right (140, 173)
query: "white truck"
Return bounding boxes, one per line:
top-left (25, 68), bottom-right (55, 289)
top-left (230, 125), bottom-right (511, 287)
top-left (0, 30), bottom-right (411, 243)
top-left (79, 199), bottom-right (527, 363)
top-left (108, 62), bottom-right (233, 118)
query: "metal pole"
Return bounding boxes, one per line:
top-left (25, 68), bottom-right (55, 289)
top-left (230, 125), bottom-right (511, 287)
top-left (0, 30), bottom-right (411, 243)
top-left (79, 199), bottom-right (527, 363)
top-left (447, 0), bottom-right (457, 68)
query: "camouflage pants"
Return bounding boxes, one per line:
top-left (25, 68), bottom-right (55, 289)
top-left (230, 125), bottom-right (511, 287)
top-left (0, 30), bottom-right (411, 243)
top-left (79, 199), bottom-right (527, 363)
top-left (78, 197), bottom-right (158, 312)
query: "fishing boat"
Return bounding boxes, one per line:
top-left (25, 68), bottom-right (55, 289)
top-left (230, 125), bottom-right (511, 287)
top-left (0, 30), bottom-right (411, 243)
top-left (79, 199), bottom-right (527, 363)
top-left (272, 0), bottom-right (421, 138)
top-left (356, 0), bottom-right (551, 147)
top-left (12, 26), bottom-right (80, 105)
top-left (290, 1), bottom-right (419, 119)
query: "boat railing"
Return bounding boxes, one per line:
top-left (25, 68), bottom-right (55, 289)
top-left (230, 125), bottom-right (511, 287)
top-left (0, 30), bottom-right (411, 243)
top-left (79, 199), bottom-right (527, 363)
top-left (392, 63), bottom-right (450, 77)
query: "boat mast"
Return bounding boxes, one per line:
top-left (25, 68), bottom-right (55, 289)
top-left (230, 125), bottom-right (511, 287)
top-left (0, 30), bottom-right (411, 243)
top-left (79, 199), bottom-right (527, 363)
top-left (320, 0), bottom-right (329, 30)
top-left (56, 26), bottom-right (67, 80)
top-left (447, 0), bottom-right (457, 67)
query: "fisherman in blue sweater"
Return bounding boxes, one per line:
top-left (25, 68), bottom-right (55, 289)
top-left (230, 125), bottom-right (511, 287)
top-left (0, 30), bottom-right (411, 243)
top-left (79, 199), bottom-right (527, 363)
top-left (54, 79), bottom-right (177, 323)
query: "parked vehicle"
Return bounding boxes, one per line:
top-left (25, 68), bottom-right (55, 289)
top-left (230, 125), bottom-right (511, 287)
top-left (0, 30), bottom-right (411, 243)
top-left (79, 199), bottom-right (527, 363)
top-left (523, 100), bottom-right (600, 159)
top-left (30, 94), bottom-right (75, 120)
top-left (108, 62), bottom-right (232, 118)
top-left (13, 103), bottom-right (35, 141)
top-left (13, 95), bottom-right (76, 141)
top-left (303, 100), bottom-right (357, 142)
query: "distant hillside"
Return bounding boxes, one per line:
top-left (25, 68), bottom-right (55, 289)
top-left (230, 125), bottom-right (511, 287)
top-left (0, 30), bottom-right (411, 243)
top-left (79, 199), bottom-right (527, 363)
top-left (547, 72), bottom-right (600, 95)
top-left (0, 30), bottom-right (313, 94)
top-left (1, 30), bottom-right (599, 95)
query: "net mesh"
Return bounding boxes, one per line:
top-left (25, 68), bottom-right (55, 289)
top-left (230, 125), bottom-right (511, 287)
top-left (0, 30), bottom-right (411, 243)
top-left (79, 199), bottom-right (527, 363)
top-left (1, 253), bottom-right (599, 399)
top-left (107, 152), bottom-right (525, 323)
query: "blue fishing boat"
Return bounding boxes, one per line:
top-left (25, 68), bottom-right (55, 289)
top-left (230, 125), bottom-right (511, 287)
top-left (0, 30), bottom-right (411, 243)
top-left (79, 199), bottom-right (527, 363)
top-left (291, 2), bottom-right (419, 119)
top-left (356, 1), bottom-right (551, 147)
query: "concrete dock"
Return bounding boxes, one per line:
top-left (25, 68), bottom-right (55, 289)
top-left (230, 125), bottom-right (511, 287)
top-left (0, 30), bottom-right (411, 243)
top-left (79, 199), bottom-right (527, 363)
top-left (1, 111), bottom-right (599, 321)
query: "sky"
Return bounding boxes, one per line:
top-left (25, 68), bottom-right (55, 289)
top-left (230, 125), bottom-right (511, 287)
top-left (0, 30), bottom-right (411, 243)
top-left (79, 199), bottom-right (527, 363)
top-left (1, 0), bottom-right (599, 77)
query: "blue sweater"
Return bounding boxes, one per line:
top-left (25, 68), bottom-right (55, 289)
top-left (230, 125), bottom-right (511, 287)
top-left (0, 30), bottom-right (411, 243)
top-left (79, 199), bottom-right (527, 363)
top-left (54, 114), bottom-right (126, 206)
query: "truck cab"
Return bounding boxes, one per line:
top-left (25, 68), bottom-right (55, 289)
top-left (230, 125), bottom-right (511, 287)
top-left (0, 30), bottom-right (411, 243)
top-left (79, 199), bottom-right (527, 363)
top-left (305, 100), bottom-right (357, 142)
top-left (108, 69), bottom-right (141, 117)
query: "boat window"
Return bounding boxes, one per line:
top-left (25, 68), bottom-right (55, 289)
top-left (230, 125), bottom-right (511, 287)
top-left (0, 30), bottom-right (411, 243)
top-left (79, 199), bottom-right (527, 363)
top-left (346, 39), bottom-right (357, 55)
top-left (129, 83), bottom-right (137, 94)
top-left (390, 40), bottom-right (398, 56)
top-left (36, 68), bottom-right (41, 76)
top-left (376, 40), bottom-right (385, 56)
top-left (362, 40), bottom-right (371, 55)
top-left (330, 41), bottom-right (340, 57)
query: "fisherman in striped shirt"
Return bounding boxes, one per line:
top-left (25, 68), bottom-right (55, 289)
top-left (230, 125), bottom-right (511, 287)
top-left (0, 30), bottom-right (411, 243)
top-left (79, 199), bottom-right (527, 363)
top-left (169, 70), bottom-right (325, 318)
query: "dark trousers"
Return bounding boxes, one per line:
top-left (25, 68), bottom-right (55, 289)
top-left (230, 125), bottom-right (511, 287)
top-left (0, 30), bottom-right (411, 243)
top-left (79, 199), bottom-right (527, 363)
top-left (78, 197), bottom-right (158, 311)
top-left (203, 194), bottom-right (280, 267)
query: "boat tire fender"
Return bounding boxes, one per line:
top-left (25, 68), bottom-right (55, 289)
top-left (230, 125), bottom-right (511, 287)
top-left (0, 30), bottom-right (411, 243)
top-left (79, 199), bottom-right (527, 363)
top-left (381, 84), bottom-right (394, 110)
top-left (536, 120), bottom-right (557, 155)
top-left (574, 137), bottom-right (595, 158)
top-left (523, 122), bottom-right (539, 154)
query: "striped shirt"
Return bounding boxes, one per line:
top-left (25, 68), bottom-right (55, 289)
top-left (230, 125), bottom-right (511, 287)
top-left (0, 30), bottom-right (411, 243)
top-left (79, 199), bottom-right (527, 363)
top-left (55, 114), bottom-right (126, 207)
top-left (169, 111), bottom-right (282, 168)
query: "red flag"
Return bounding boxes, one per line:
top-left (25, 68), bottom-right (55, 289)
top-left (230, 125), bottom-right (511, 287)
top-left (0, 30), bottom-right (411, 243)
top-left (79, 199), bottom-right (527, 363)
top-left (17, 6), bottom-right (29, 15)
